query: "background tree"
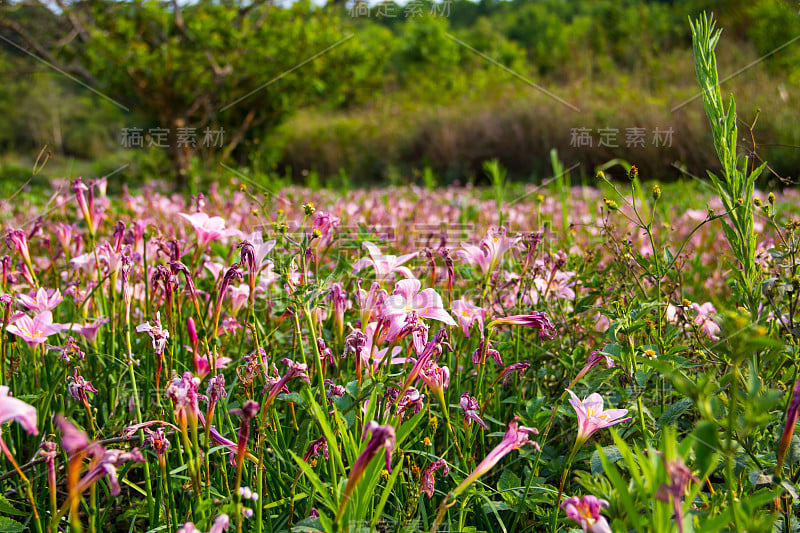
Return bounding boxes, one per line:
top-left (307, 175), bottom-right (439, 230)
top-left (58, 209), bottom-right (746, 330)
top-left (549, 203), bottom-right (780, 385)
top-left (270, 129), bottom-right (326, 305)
top-left (1, 0), bottom-right (385, 186)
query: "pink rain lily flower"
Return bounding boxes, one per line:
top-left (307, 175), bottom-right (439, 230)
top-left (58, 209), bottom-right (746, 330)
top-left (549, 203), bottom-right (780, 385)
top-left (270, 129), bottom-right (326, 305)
top-left (97, 242), bottom-right (122, 276)
top-left (0, 386), bottom-right (38, 435)
top-left (666, 301), bottom-right (720, 340)
top-left (420, 360), bottom-right (450, 395)
top-left (228, 284), bottom-right (250, 314)
top-left (450, 299), bottom-right (485, 337)
top-left (453, 416), bottom-right (538, 496)
top-left (561, 495), bottom-right (612, 533)
top-left (6, 228), bottom-right (32, 265)
top-left (566, 389), bottom-right (631, 446)
top-left (71, 317), bottom-right (109, 343)
top-left (241, 231), bottom-right (276, 270)
top-left (382, 279), bottom-right (456, 340)
top-left (357, 280), bottom-right (388, 326)
top-left (16, 288), bottom-right (63, 313)
top-left (209, 514), bottom-right (231, 533)
top-left (690, 302), bottom-right (720, 339)
top-left (178, 212), bottom-right (242, 248)
top-left (529, 270), bottom-right (576, 304)
top-left (352, 241), bottom-right (417, 281)
top-left (7, 311), bottom-right (67, 346)
top-left (456, 227), bottom-right (521, 275)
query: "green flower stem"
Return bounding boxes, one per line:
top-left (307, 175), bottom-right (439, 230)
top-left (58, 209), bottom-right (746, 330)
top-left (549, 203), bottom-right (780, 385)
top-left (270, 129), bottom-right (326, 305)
top-left (125, 315), bottom-right (156, 524)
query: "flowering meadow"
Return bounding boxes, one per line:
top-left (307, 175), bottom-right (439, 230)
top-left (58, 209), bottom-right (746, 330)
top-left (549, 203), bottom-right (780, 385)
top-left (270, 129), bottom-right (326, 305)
top-left (1, 15), bottom-right (800, 533)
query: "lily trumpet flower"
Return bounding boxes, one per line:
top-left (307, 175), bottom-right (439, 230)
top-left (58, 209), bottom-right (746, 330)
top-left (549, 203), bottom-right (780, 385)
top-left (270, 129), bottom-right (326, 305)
top-left (566, 389), bottom-right (631, 447)
top-left (7, 311), bottom-right (67, 346)
top-left (352, 241), bottom-right (417, 281)
top-left (178, 212), bottom-right (242, 248)
top-left (453, 417), bottom-right (538, 496)
top-left (456, 227), bottom-right (521, 275)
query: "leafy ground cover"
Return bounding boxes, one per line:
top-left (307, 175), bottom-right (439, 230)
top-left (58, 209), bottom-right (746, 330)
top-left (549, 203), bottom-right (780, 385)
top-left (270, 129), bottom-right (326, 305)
top-left (0, 167), bottom-right (798, 533)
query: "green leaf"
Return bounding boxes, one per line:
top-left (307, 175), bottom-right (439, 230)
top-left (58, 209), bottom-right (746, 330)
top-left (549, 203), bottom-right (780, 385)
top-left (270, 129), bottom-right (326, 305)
top-left (277, 392), bottom-right (306, 407)
top-left (370, 452), bottom-right (403, 527)
top-left (591, 446), bottom-right (622, 475)
top-left (289, 450), bottom-right (337, 513)
top-left (291, 516), bottom-right (324, 533)
top-left (305, 390), bottom-right (346, 479)
top-left (691, 421), bottom-right (720, 476)
top-left (0, 517), bottom-right (25, 533)
top-left (657, 398), bottom-right (694, 426)
top-left (498, 470), bottom-right (521, 493)
top-left (0, 495), bottom-right (24, 516)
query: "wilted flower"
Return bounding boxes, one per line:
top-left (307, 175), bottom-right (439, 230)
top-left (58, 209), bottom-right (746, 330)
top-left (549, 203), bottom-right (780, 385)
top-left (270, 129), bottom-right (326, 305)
top-left (420, 458), bottom-right (449, 498)
top-left (166, 372), bottom-right (204, 423)
top-left (488, 312), bottom-right (556, 341)
top-left (459, 391), bottom-right (488, 430)
top-left (263, 359), bottom-right (310, 410)
top-left (777, 375), bottom-right (800, 474)
top-left (324, 379), bottom-right (346, 399)
top-left (207, 375), bottom-right (227, 403)
top-left (317, 337), bottom-right (335, 366)
top-left (56, 415), bottom-right (145, 497)
top-left (499, 363), bottom-right (530, 385)
top-left (391, 386), bottom-right (425, 419)
top-left (136, 312), bottom-right (169, 355)
top-left (240, 231), bottom-right (276, 270)
top-left (67, 369), bottom-right (99, 404)
top-left (336, 422), bottom-right (396, 521)
top-left (230, 400), bottom-right (260, 472)
top-left (655, 456), bottom-right (699, 533)
top-left (48, 336), bottom-right (85, 364)
top-left (237, 240), bottom-right (257, 280)
top-left (303, 437), bottom-right (329, 462)
top-left (146, 427), bottom-right (170, 457)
